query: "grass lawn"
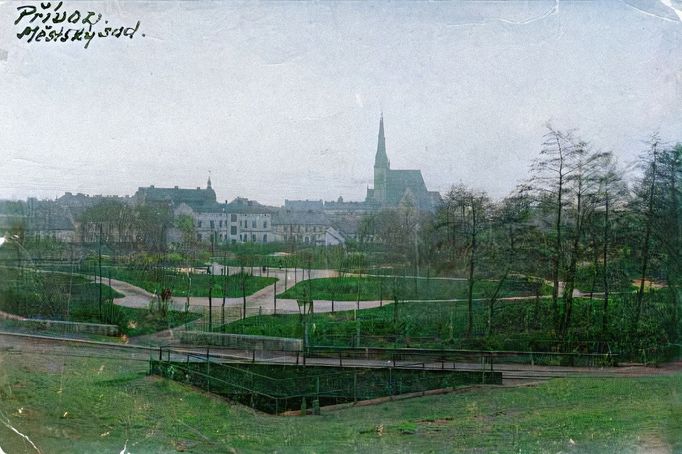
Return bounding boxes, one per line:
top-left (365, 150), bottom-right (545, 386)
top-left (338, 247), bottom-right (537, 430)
top-left (0, 344), bottom-right (679, 453)
top-left (99, 266), bottom-right (276, 298)
top-left (0, 268), bottom-right (199, 337)
top-left (277, 276), bottom-right (546, 301)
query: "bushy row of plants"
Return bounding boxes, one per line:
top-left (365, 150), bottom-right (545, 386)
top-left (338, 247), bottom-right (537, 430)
top-left (225, 289), bottom-right (680, 363)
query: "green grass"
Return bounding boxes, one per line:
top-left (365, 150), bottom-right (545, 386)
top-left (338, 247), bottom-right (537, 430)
top-left (0, 268), bottom-right (199, 337)
top-left (226, 292), bottom-right (681, 361)
top-left (98, 266), bottom-right (276, 298)
top-left (0, 348), bottom-right (679, 452)
top-left (277, 276), bottom-right (545, 301)
top-left (34, 263), bottom-right (276, 298)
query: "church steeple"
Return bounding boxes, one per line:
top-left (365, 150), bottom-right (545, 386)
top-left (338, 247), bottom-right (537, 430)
top-left (374, 114), bottom-right (389, 169)
top-left (207, 173), bottom-right (212, 189)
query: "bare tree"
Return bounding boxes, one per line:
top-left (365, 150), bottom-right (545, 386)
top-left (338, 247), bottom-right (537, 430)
top-left (631, 134), bottom-right (664, 333)
top-left (439, 184), bottom-right (490, 336)
top-left (529, 126), bottom-right (578, 331)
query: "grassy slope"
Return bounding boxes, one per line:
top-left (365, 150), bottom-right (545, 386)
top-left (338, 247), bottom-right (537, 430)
top-left (0, 350), bottom-right (679, 453)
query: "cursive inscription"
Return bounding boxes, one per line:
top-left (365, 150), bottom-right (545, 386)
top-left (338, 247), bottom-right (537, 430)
top-left (15, 2), bottom-right (144, 49)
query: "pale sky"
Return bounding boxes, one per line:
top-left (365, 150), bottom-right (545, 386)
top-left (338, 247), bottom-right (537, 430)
top-left (1, 0), bottom-right (681, 206)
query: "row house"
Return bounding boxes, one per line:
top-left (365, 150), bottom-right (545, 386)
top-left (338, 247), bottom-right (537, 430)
top-left (272, 209), bottom-right (345, 246)
top-left (172, 197), bottom-right (274, 245)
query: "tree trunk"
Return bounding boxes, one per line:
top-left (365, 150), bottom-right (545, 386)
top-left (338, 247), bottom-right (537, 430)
top-left (634, 148), bottom-right (657, 333)
top-left (562, 183), bottom-right (582, 337)
top-left (487, 269), bottom-right (509, 337)
top-left (553, 157), bottom-right (564, 333)
top-left (466, 202), bottom-right (477, 337)
top-left (602, 196), bottom-right (610, 336)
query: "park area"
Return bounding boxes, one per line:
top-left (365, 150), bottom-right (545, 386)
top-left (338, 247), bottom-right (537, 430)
top-left (276, 275), bottom-right (546, 301)
top-left (38, 261), bottom-right (276, 298)
top-left (226, 289), bottom-right (680, 363)
top-left (0, 267), bottom-right (199, 337)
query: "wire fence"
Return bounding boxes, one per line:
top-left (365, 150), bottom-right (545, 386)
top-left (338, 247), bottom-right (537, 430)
top-left (150, 345), bottom-right (502, 414)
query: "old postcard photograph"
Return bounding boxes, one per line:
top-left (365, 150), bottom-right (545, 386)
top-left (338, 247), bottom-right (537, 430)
top-left (0, 1), bottom-right (681, 452)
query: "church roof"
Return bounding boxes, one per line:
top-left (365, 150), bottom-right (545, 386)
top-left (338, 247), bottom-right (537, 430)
top-left (385, 169), bottom-right (432, 208)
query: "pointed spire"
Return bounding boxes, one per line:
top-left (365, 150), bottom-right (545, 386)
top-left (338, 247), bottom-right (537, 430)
top-left (207, 171), bottom-right (212, 189)
top-left (374, 113), bottom-right (389, 168)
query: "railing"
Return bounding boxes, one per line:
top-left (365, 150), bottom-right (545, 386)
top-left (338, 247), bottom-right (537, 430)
top-left (307, 345), bottom-right (618, 368)
top-left (150, 344), bottom-right (503, 414)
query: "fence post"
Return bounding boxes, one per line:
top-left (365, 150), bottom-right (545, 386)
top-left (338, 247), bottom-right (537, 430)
top-left (158, 347), bottom-right (162, 361)
top-left (274, 281), bottom-right (277, 315)
top-left (353, 372), bottom-right (357, 402)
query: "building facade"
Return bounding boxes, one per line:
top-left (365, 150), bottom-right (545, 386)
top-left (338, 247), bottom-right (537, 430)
top-left (365, 115), bottom-right (441, 212)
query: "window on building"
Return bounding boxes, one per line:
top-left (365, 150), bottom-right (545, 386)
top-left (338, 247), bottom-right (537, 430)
top-left (263, 221), bottom-right (267, 229)
top-left (263, 234), bottom-right (267, 242)
top-left (252, 220), bottom-right (256, 228)
top-left (219, 220), bottom-right (223, 228)
top-left (231, 214), bottom-right (237, 222)
top-left (230, 226), bottom-right (237, 235)
top-left (210, 220), bottom-right (215, 229)
top-left (197, 233), bottom-right (202, 241)
top-left (198, 221), bottom-right (202, 228)
top-left (252, 234), bottom-right (256, 242)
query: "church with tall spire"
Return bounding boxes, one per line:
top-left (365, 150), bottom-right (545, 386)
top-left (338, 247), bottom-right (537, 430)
top-left (365, 115), bottom-right (441, 212)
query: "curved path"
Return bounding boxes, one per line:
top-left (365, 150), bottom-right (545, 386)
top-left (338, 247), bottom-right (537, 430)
top-left (109, 266), bottom-right (390, 316)
top-left (107, 266), bottom-right (582, 318)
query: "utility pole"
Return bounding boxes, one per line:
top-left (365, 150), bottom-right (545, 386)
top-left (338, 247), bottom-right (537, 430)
top-left (98, 222), bottom-right (102, 320)
top-left (222, 249), bottom-right (227, 329)
top-left (208, 286), bottom-right (213, 332)
top-left (242, 276), bottom-right (247, 320)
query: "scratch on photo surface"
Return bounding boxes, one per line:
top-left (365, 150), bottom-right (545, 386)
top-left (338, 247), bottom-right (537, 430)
top-left (0, 409), bottom-right (41, 454)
